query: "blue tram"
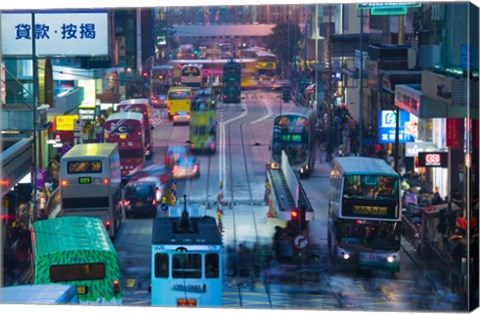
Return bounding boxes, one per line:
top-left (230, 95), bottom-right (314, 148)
top-left (150, 204), bottom-right (223, 307)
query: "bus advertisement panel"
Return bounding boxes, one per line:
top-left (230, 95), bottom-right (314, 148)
top-left (167, 86), bottom-right (193, 121)
top-left (189, 94), bottom-right (217, 154)
top-left (328, 157), bottom-right (402, 274)
top-left (104, 112), bottom-right (146, 180)
top-left (32, 217), bottom-right (122, 305)
top-left (270, 107), bottom-right (317, 178)
top-left (59, 143), bottom-right (122, 238)
top-left (116, 98), bottom-right (154, 159)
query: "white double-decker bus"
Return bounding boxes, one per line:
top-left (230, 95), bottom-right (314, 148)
top-left (59, 143), bottom-right (122, 238)
top-left (328, 156), bottom-right (402, 274)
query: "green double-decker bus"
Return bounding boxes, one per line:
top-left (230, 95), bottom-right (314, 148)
top-left (31, 216), bottom-right (123, 305)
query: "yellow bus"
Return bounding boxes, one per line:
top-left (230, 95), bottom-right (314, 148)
top-left (166, 86), bottom-right (193, 121)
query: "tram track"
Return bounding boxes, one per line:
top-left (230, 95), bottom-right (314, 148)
top-left (222, 95), bottom-right (273, 308)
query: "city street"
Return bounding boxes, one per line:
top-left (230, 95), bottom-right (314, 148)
top-left (114, 89), bottom-right (463, 310)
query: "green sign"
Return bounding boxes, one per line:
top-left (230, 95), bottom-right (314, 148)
top-left (371, 7), bottom-right (407, 15)
top-left (356, 2), bottom-right (421, 9)
top-left (78, 177), bottom-right (92, 185)
top-left (357, 2), bottom-right (421, 15)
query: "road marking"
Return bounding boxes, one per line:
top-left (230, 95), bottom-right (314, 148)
top-left (218, 100), bottom-right (248, 187)
top-left (250, 98), bottom-right (273, 125)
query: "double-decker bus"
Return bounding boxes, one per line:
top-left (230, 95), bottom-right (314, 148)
top-left (167, 86), bottom-right (193, 121)
top-left (222, 60), bottom-right (241, 103)
top-left (256, 50), bottom-right (277, 82)
top-left (169, 58), bottom-right (257, 90)
top-left (270, 107), bottom-right (317, 178)
top-left (177, 44), bottom-right (195, 59)
top-left (116, 98), bottom-right (154, 159)
top-left (59, 143), bottom-right (122, 238)
top-left (150, 65), bottom-right (181, 95)
top-left (104, 112), bottom-right (145, 180)
top-left (189, 91), bottom-right (217, 153)
top-left (150, 205), bottom-right (222, 307)
top-left (328, 157), bottom-right (402, 274)
top-left (181, 64), bottom-right (203, 89)
top-left (31, 216), bottom-right (122, 305)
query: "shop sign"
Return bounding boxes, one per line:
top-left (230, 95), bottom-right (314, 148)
top-left (79, 108), bottom-right (95, 121)
top-left (446, 118), bottom-right (462, 148)
top-left (418, 152), bottom-right (448, 167)
top-left (395, 85), bottom-right (421, 116)
top-left (378, 110), bottom-right (414, 144)
top-left (56, 115), bottom-right (79, 131)
top-left (78, 79), bottom-right (96, 109)
top-left (421, 71), bottom-right (459, 106)
top-left (405, 142), bottom-right (437, 157)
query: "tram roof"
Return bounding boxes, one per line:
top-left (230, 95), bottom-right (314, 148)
top-left (274, 106), bottom-right (317, 122)
top-left (333, 157), bottom-right (400, 177)
top-left (152, 215), bottom-right (222, 245)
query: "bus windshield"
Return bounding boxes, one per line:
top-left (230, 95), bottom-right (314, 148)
top-left (168, 91), bottom-right (191, 100)
top-left (343, 175), bottom-right (399, 200)
top-left (337, 219), bottom-right (401, 251)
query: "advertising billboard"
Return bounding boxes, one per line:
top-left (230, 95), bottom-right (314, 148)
top-left (1, 11), bottom-right (108, 56)
top-left (378, 110), bottom-right (415, 144)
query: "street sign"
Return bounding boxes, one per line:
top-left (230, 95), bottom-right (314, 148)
top-left (293, 234), bottom-right (309, 249)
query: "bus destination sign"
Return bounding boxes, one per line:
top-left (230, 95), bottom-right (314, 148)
top-left (78, 177), bottom-right (92, 184)
top-left (342, 202), bottom-right (398, 219)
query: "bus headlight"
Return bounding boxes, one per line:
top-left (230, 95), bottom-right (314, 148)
top-left (341, 252), bottom-right (350, 260)
top-left (387, 255), bottom-right (396, 263)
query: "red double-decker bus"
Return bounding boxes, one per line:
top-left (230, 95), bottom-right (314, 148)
top-left (104, 112), bottom-right (146, 180)
top-left (116, 98), bottom-right (154, 159)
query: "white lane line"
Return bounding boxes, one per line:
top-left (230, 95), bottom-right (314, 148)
top-left (218, 101), bottom-right (249, 189)
top-left (250, 97), bottom-right (273, 125)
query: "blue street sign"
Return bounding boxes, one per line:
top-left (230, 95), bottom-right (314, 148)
top-left (161, 203), bottom-right (169, 211)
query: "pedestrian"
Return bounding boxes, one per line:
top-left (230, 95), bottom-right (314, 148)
top-left (431, 186), bottom-right (444, 205)
top-left (273, 226), bottom-right (284, 262)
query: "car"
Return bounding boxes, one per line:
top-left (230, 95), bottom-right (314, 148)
top-left (123, 176), bottom-right (164, 218)
top-left (172, 110), bottom-right (190, 125)
top-left (172, 155), bottom-right (200, 179)
top-left (165, 144), bottom-right (190, 169)
top-left (150, 94), bottom-right (167, 109)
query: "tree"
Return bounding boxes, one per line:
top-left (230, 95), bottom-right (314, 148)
top-left (154, 19), bottom-right (178, 52)
top-left (261, 22), bottom-right (303, 68)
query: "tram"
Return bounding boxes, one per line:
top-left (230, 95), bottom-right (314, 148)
top-left (270, 106), bottom-right (317, 178)
top-left (150, 199), bottom-right (223, 307)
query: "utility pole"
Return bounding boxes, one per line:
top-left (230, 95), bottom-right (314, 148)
top-left (31, 12), bottom-right (39, 225)
top-left (359, 10), bottom-right (364, 156)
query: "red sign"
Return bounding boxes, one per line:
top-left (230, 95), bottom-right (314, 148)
top-left (446, 118), bottom-right (462, 148)
top-left (418, 152), bottom-right (448, 167)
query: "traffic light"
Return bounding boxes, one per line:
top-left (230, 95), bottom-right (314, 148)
top-left (194, 49), bottom-right (199, 57)
top-left (142, 70), bottom-right (149, 80)
top-left (290, 209), bottom-right (299, 221)
top-left (282, 88), bottom-right (291, 102)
